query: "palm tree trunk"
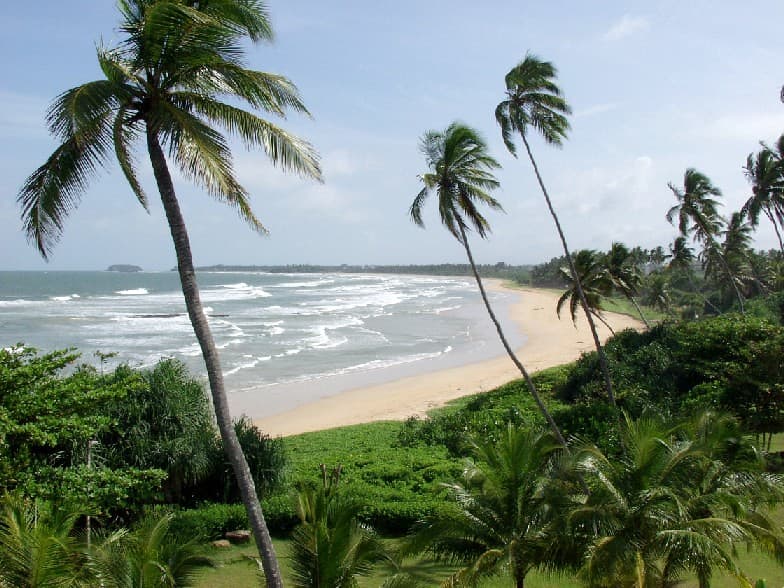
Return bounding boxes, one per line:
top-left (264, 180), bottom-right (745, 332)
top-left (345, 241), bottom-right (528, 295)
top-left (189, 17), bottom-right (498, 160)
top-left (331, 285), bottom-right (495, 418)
top-left (457, 222), bottom-right (568, 449)
top-left (627, 297), bottom-right (650, 328)
top-left (520, 136), bottom-right (620, 417)
top-left (684, 271), bottom-right (723, 315)
top-left (146, 129), bottom-right (283, 588)
top-left (764, 208), bottom-right (784, 253)
top-left (592, 309), bottom-right (615, 335)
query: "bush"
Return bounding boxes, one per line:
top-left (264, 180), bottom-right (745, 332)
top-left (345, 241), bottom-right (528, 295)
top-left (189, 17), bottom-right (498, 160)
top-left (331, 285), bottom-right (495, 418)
top-left (168, 502), bottom-right (249, 541)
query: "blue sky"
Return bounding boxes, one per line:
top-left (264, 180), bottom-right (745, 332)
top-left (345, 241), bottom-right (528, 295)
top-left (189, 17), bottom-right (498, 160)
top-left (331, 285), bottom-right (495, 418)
top-left (1, 1), bottom-right (783, 271)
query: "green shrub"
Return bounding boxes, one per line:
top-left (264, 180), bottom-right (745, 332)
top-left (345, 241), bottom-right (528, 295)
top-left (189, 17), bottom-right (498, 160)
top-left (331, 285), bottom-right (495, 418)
top-left (168, 502), bottom-right (249, 541)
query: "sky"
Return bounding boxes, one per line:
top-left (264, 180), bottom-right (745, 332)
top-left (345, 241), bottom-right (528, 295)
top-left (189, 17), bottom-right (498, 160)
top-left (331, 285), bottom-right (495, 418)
top-left (1, 1), bottom-right (783, 271)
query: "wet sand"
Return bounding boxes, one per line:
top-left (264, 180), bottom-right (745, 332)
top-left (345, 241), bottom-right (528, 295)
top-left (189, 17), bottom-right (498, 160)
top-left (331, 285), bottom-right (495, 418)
top-left (254, 282), bottom-right (642, 437)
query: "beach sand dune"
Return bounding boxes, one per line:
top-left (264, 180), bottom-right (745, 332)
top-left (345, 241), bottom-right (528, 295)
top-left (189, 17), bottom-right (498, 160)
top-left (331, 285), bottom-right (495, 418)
top-left (254, 282), bottom-right (642, 437)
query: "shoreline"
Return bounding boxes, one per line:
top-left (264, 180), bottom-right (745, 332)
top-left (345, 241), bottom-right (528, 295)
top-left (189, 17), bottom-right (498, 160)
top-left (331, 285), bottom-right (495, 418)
top-left (253, 282), bottom-right (643, 437)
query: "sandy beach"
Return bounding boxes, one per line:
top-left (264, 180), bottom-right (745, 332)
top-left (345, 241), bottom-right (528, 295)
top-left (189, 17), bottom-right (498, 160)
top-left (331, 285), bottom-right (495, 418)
top-left (255, 282), bottom-right (643, 437)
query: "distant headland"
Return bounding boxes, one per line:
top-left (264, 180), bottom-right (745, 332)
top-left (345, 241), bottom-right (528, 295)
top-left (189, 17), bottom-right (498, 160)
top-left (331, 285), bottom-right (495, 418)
top-left (106, 264), bottom-right (143, 272)
top-left (182, 263), bottom-right (532, 278)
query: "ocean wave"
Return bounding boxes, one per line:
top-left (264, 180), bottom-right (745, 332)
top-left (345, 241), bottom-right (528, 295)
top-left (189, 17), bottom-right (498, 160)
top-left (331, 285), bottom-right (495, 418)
top-left (50, 294), bottom-right (81, 302)
top-left (0, 299), bottom-right (41, 307)
top-left (434, 305), bottom-right (461, 314)
top-left (116, 288), bottom-right (149, 295)
top-left (271, 279), bottom-right (336, 288)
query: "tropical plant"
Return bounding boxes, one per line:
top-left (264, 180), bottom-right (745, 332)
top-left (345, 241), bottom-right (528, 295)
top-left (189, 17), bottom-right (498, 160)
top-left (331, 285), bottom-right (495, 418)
top-left (571, 412), bottom-right (784, 588)
top-left (666, 236), bottom-right (722, 315)
top-left (100, 359), bottom-right (216, 504)
top-left (743, 142), bottom-right (784, 252)
top-left (556, 249), bottom-right (616, 334)
top-left (604, 242), bottom-right (650, 327)
top-left (289, 465), bottom-right (386, 588)
top-left (410, 121), bottom-right (568, 448)
top-left (667, 169), bottom-right (744, 312)
top-left (0, 495), bottom-right (89, 588)
top-left (495, 53), bottom-right (619, 417)
top-left (404, 425), bottom-right (578, 588)
top-left (17, 1), bottom-right (321, 582)
top-left (640, 271), bottom-right (671, 316)
top-left (91, 512), bottom-right (214, 587)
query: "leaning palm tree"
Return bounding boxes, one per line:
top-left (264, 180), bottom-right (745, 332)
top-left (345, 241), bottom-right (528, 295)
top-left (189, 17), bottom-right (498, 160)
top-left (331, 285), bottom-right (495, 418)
top-left (17, 2), bottom-right (321, 583)
top-left (495, 53), bottom-right (619, 416)
top-left (667, 169), bottom-right (744, 312)
top-left (411, 121), bottom-right (568, 448)
top-left (404, 425), bottom-right (579, 588)
top-left (743, 146), bottom-right (784, 252)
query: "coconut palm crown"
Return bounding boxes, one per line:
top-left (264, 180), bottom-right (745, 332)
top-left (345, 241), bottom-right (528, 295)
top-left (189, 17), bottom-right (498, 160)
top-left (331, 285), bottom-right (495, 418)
top-left (19, 0), bottom-right (320, 256)
top-left (495, 53), bottom-right (571, 153)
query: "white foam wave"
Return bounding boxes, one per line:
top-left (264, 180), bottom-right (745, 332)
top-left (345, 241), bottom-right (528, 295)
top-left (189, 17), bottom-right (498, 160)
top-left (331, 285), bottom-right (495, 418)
top-left (116, 288), bottom-right (149, 295)
top-left (0, 299), bottom-right (40, 307)
top-left (50, 294), bottom-right (81, 302)
top-left (272, 279), bottom-right (335, 288)
top-left (434, 305), bottom-right (461, 314)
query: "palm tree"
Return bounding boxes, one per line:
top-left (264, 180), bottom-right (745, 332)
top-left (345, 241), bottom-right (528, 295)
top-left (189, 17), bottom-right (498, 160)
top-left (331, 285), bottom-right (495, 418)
top-left (17, 2), bottom-right (321, 583)
top-left (405, 425), bottom-right (578, 588)
top-left (495, 53), bottom-right (619, 416)
top-left (410, 121), bottom-right (568, 449)
top-left (556, 250), bottom-right (616, 335)
top-left (743, 146), bottom-right (784, 252)
top-left (289, 466), bottom-right (386, 588)
top-left (572, 412), bottom-right (784, 588)
top-left (667, 169), bottom-right (744, 312)
top-left (640, 271), bottom-right (671, 316)
top-left (605, 242), bottom-right (650, 327)
top-left (91, 513), bottom-right (213, 587)
top-left (666, 236), bottom-right (722, 315)
top-left (0, 496), bottom-right (88, 588)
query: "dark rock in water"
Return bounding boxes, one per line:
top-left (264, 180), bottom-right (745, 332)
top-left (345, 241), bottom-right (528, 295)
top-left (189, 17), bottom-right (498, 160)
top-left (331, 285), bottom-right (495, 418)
top-left (225, 530), bottom-right (251, 544)
top-left (107, 264), bottom-right (142, 272)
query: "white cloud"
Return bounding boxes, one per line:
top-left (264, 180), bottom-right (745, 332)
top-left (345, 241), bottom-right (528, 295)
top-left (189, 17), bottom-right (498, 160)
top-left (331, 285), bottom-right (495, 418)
top-left (602, 15), bottom-right (649, 42)
top-left (703, 112), bottom-right (784, 142)
top-left (573, 103), bottom-right (619, 119)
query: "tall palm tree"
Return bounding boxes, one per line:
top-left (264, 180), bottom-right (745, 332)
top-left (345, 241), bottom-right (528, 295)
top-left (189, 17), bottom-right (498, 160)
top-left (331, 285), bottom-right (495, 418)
top-left (410, 121), bottom-right (568, 449)
top-left (667, 169), bottom-right (744, 312)
top-left (404, 425), bottom-right (578, 588)
top-left (743, 146), bottom-right (784, 252)
top-left (495, 53), bottom-right (619, 416)
top-left (17, 2), bottom-right (321, 583)
top-left (556, 249), bottom-right (616, 335)
top-left (605, 242), bottom-right (650, 327)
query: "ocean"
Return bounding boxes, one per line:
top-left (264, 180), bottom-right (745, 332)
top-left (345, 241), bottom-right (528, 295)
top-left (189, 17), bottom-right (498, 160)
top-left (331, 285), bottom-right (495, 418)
top-left (0, 271), bottom-right (523, 417)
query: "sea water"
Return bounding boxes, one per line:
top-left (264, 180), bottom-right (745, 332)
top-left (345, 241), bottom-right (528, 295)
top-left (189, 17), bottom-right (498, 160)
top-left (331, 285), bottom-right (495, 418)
top-left (0, 271), bottom-right (523, 417)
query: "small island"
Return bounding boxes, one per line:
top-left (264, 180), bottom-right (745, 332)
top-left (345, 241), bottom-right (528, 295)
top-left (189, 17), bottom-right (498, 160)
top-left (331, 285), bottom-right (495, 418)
top-left (106, 264), bottom-right (143, 272)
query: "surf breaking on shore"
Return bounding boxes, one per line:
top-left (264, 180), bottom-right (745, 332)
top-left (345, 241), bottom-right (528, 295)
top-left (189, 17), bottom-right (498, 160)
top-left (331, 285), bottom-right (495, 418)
top-left (252, 281), bottom-right (643, 437)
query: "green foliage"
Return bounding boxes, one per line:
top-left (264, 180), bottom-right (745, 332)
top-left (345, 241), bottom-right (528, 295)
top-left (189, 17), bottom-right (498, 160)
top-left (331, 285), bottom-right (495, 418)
top-left (196, 416), bottom-right (288, 505)
top-left (290, 466), bottom-right (387, 587)
top-left (99, 359), bottom-right (216, 504)
top-left (0, 346), bottom-right (126, 488)
top-left (285, 423), bottom-right (461, 535)
top-left (166, 503), bottom-right (249, 542)
top-left (555, 315), bottom-right (784, 440)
